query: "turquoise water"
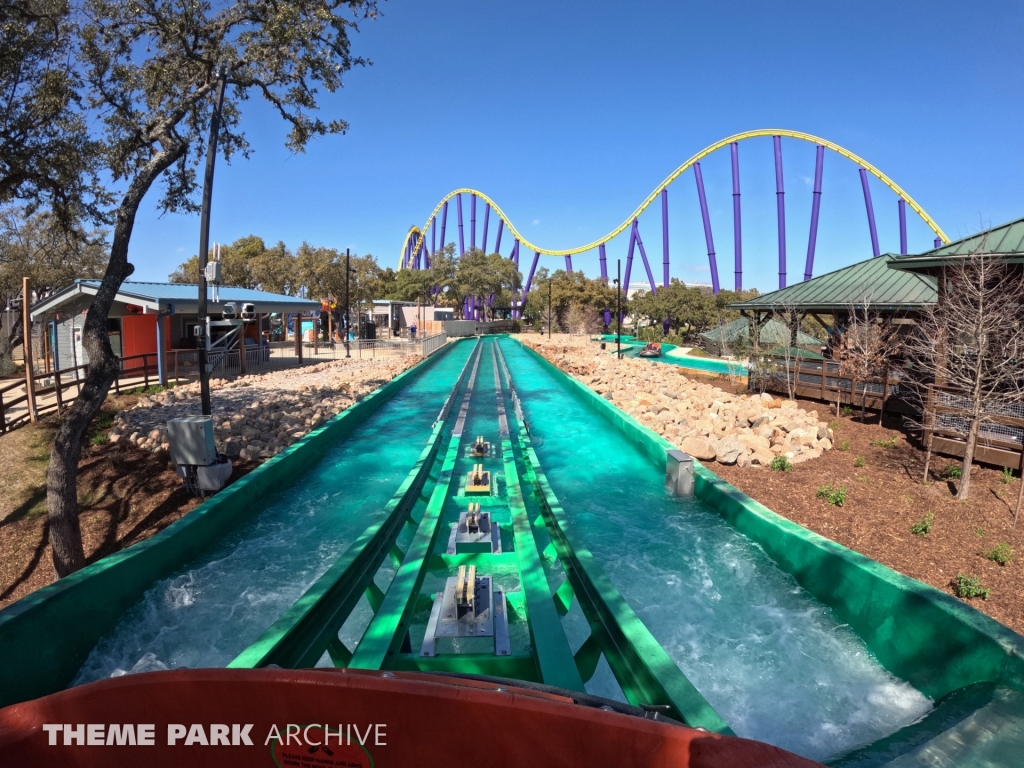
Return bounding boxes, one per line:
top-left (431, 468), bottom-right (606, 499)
top-left (73, 342), bottom-right (474, 684)
top-left (497, 338), bottom-right (931, 761)
top-left (600, 334), bottom-right (746, 375)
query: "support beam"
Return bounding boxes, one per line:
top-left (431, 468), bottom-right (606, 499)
top-left (457, 193), bottom-right (465, 256)
top-left (860, 168), bottom-right (880, 257)
top-left (565, 254), bottom-right (572, 273)
top-left (510, 239), bottom-right (520, 268)
top-left (693, 162), bottom-right (719, 294)
top-left (731, 142), bottom-right (742, 291)
top-left (805, 144), bottom-right (824, 281)
top-left (599, 243), bottom-right (608, 282)
top-left (661, 188), bottom-right (669, 288)
top-left (431, 215), bottom-right (436, 260)
top-left (156, 312), bottom-right (169, 386)
top-left (439, 202), bottom-right (448, 253)
top-left (633, 220), bottom-right (657, 296)
top-left (470, 193), bottom-right (476, 251)
top-left (934, 237), bottom-right (942, 248)
top-left (898, 199), bottom-right (908, 254)
top-left (522, 251), bottom-right (540, 303)
top-left (774, 135), bottom-right (787, 289)
top-left (623, 223), bottom-right (636, 296)
top-left (494, 218), bottom-right (504, 254)
top-left (481, 203), bottom-right (490, 254)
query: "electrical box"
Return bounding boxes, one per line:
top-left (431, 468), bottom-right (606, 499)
top-left (167, 417), bottom-right (217, 466)
top-left (666, 449), bottom-right (694, 497)
top-left (205, 262), bottom-right (222, 284)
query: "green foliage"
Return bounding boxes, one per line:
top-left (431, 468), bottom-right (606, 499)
top-left (952, 574), bottom-right (990, 600)
top-left (686, 347), bottom-right (709, 358)
top-left (769, 455), bottom-right (792, 472)
top-left (943, 464), bottom-right (963, 479)
top-left (90, 432), bottom-right (109, 446)
top-left (985, 543), bottom-right (1014, 566)
top-left (525, 267), bottom-right (617, 322)
top-left (816, 484), bottom-right (847, 506)
top-left (838, 439), bottom-right (851, 451)
top-left (976, 529), bottom-right (986, 537)
top-left (842, 405), bottom-right (853, 416)
top-left (854, 456), bottom-right (866, 468)
top-left (828, 419), bottom-right (842, 432)
top-left (95, 414), bottom-right (115, 430)
top-left (1000, 467), bottom-right (1015, 484)
top-left (870, 435), bottom-right (899, 449)
top-left (910, 513), bottom-right (933, 537)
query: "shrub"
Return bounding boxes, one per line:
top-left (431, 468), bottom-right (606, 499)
top-left (95, 413), bottom-right (115, 430)
top-left (952, 574), bottom-right (990, 600)
top-left (838, 439), bottom-right (851, 452)
top-left (854, 456), bottom-right (866, 468)
top-left (985, 543), bottom-right (1014, 566)
top-left (870, 435), bottom-right (899, 449)
top-left (1000, 467), bottom-right (1014, 484)
top-left (816, 484), bottom-right (847, 506)
top-left (943, 464), bottom-right (963, 479)
top-left (769, 455), bottom-right (792, 472)
top-left (841, 405), bottom-right (853, 416)
top-left (910, 513), bottom-right (933, 537)
top-left (828, 419), bottom-right (842, 432)
top-left (91, 433), bottom-right (109, 446)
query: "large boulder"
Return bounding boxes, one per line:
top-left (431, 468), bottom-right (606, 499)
top-left (716, 437), bottom-right (744, 465)
top-left (680, 436), bottom-right (717, 461)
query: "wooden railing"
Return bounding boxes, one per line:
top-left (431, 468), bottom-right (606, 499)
top-left (750, 356), bottom-right (908, 415)
top-left (923, 385), bottom-right (1024, 471)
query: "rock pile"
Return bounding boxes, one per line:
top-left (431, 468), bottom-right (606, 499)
top-left (522, 337), bottom-right (833, 468)
top-left (109, 358), bottom-right (413, 462)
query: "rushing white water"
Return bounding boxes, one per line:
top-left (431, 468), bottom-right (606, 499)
top-left (499, 339), bottom-right (932, 761)
top-left (74, 344), bottom-right (474, 684)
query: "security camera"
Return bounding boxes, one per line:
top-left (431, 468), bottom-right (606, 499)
top-left (221, 302), bottom-right (237, 319)
top-left (240, 303), bottom-right (256, 319)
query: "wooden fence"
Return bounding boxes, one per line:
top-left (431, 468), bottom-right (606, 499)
top-left (923, 385), bottom-right (1024, 472)
top-left (751, 356), bottom-right (910, 416)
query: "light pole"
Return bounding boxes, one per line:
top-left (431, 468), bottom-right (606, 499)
top-left (196, 66), bottom-right (227, 417)
top-left (615, 259), bottom-right (622, 359)
top-left (344, 248), bottom-right (351, 358)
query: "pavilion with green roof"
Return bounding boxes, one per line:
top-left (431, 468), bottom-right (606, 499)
top-left (888, 216), bottom-right (1024, 273)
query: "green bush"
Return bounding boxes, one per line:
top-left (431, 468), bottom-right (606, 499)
top-left (828, 419), bottom-right (842, 432)
top-left (910, 513), bottom-right (933, 537)
top-left (91, 433), bottom-right (109, 446)
top-left (841, 405), bottom-right (853, 416)
top-left (769, 455), bottom-right (792, 472)
top-left (1001, 467), bottom-right (1015, 485)
top-left (870, 435), bottom-right (899, 449)
top-left (838, 439), bottom-right (850, 452)
top-left (985, 542), bottom-right (1014, 566)
top-left (943, 464), bottom-right (963, 479)
top-left (854, 456), bottom-right (866, 468)
top-left (816, 484), bottom-right (847, 506)
top-left (95, 413), bottom-right (115, 430)
top-left (952, 574), bottom-right (990, 600)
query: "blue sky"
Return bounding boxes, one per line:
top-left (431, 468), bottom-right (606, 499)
top-left (128, 0), bottom-right (1024, 294)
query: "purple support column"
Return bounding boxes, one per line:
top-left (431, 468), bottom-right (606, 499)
top-left (623, 224), bottom-right (636, 297)
top-left (470, 194), bottom-right (476, 251)
top-left (804, 144), bottom-right (824, 281)
top-left (661, 189), bottom-right (670, 288)
top-left (565, 254), bottom-right (573, 273)
top-left (634, 221), bottom-right (657, 296)
top-left (431, 215), bottom-right (436, 261)
top-left (599, 243), bottom-right (608, 282)
top-left (774, 135), bottom-right (787, 289)
top-left (510, 239), bottom-right (520, 268)
top-left (898, 199), bottom-right (908, 254)
top-left (404, 239), bottom-right (411, 269)
top-left (731, 142), bottom-right (742, 291)
top-left (604, 308), bottom-right (611, 327)
top-left (522, 251), bottom-right (540, 299)
top-left (693, 162), bottom-right (720, 294)
top-left (494, 218), bottom-right (504, 254)
top-left (934, 237), bottom-right (942, 248)
top-left (416, 239), bottom-right (426, 269)
top-left (481, 203), bottom-right (490, 253)
top-left (859, 168), bottom-right (880, 257)
top-left (439, 202), bottom-right (448, 253)
top-left (456, 193), bottom-right (465, 256)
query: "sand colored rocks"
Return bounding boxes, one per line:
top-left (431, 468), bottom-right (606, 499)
top-left (522, 335), bottom-right (833, 469)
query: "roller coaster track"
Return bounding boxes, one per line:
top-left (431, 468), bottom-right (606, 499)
top-left (399, 129), bottom-right (950, 294)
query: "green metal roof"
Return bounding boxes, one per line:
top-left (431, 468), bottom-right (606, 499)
top-left (699, 316), bottom-right (824, 347)
top-left (890, 217), bottom-right (1024, 272)
top-left (727, 255), bottom-right (936, 312)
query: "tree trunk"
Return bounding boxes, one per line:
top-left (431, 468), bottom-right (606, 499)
top-left (957, 416), bottom-right (981, 501)
top-left (45, 144), bottom-right (183, 577)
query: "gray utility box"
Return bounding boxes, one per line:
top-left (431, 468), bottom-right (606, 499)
top-left (167, 417), bottom-right (218, 466)
top-left (666, 449), bottom-right (694, 497)
top-left (421, 569), bottom-right (510, 658)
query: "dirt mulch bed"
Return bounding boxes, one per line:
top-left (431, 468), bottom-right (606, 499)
top-left (0, 403), bottom-right (259, 610)
top-left (711, 399), bottom-right (1024, 636)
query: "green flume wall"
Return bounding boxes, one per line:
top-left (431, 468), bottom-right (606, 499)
top-left (0, 343), bottom-right (457, 708)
